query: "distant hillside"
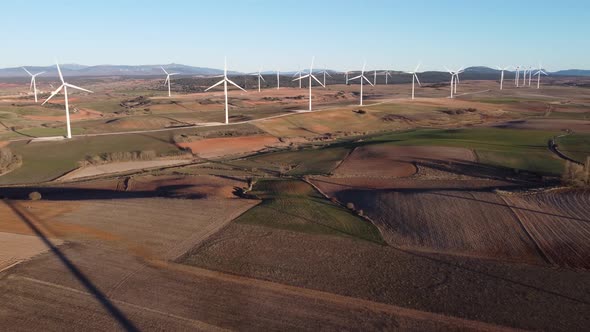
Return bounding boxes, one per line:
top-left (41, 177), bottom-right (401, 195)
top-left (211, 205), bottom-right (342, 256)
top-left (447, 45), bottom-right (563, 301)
top-left (551, 69), bottom-right (590, 77)
top-left (0, 64), bottom-right (230, 78)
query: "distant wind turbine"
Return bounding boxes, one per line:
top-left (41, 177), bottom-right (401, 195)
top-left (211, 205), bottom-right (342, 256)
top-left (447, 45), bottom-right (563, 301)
top-left (161, 67), bottom-right (178, 97)
top-left (405, 63), bottom-right (421, 100)
top-left (42, 61), bottom-right (93, 139)
top-left (320, 66), bottom-right (332, 87)
top-left (497, 66), bottom-right (511, 90)
top-left (373, 70), bottom-right (377, 85)
top-left (349, 62), bottom-right (374, 106)
top-left (250, 67), bottom-right (266, 92)
top-left (344, 70), bottom-right (351, 85)
top-left (22, 67), bottom-right (45, 103)
top-left (293, 56), bottom-right (324, 111)
top-left (276, 68), bottom-right (280, 90)
top-left (534, 63), bottom-right (548, 89)
top-left (381, 70), bottom-right (393, 85)
top-left (292, 66), bottom-right (304, 89)
top-left (445, 67), bottom-right (463, 98)
top-left (514, 66), bottom-right (520, 87)
top-left (528, 66), bottom-right (533, 86)
top-left (205, 57), bottom-right (246, 124)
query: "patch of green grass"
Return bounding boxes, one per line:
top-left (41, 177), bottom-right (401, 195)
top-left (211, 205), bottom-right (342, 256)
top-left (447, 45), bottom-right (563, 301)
top-left (228, 146), bottom-right (350, 176)
top-left (557, 134), bottom-right (590, 163)
top-left (368, 127), bottom-right (564, 174)
top-left (235, 179), bottom-right (385, 244)
top-left (0, 132), bottom-right (182, 184)
top-left (474, 98), bottom-right (522, 104)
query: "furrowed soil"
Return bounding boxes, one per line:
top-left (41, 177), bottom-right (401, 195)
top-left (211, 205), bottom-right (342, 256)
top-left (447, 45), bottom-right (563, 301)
top-left (176, 134), bottom-right (282, 159)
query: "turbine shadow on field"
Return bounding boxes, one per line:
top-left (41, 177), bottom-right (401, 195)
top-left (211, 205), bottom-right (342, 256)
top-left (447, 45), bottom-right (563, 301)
top-left (5, 200), bottom-right (139, 331)
top-left (0, 120), bottom-right (36, 138)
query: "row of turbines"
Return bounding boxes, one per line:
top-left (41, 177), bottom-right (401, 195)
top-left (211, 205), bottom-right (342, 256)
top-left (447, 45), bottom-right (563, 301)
top-left (18, 58), bottom-right (549, 139)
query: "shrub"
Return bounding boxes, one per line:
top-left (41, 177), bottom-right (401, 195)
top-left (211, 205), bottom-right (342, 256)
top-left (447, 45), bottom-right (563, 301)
top-left (28, 191), bottom-right (42, 201)
top-left (346, 202), bottom-right (355, 210)
top-left (562, 161), bottom-right (587, 186)
top-left (0, 147), bottom-right (22, 173)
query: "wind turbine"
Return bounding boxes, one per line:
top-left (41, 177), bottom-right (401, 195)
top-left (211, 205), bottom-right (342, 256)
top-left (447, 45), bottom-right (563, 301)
top-left (514, 66), bottom-right (520, 87)
top-left (205, 57), bottom-right (247, 124)
top-left (292, 66), bottom-right (304, 89)
top-left (22, 67), bottom-right (45, 103)
top-left (528, 66), bottom-right (533, 86)
top-left (349, 62), bottom-right (374, 106)
top-left (445, 67), bottom-right (462, 98)
top-left (534, 63), bottom-right (548, 89)
top-left (293, 56), bottom-right (324, 111)
top-left (522, 66), bottom-right (529, 87)
top-left (405, 63), bottom-right (421, 100)
top-left (381, 70), bottom-right (393, 85)
top-left (161, 67), bottom-right (178, 97)
top-left (497, 66), bottom-right (511, 90)
top-left (320, 66), bottom-right (332, 87)
top-left (250, 67), bottom-right (266, 92)
top-left (276, 68), bottom-right (280, 90)
top-left (42, 62), bottom-right (93, 139)
top-left (373, 69), bottom-right (378, 85)
top-left (344, 70), bottom-right (351, 85)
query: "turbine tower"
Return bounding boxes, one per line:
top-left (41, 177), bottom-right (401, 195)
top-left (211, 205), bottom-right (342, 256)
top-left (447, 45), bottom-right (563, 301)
top-left (445, 67), bottom-right (463, 98)
top-left (22, 67), bottom-right (45, 103)
top-left (515, 66), bottom-right (520, 87)
top-left (205, 57), bottom-right (247, 124)
top-left (292, 66), bottom-right (304, 89)
top-left (373, 70), bottom-right (377, 85)
top-left (349, 62), bottom-right (374, 106)
top-left (534, 63), bottom-right (548, 89)
top-left (528, 66), bottom-right (533, 86)
top-left (497, 66), bottom-right (511, 90)
top-left (161, 67), bottom-right (178, 97)
top-left (293, 57), bottom-right (324, 111)
top-left (42, 62), bottom-right (93, 139)
top-left (320, 66), bottom-right (332, 87)
top-left (250, 67), bottom-right (266, 92)
top-left (381, 70), bottom-right (393, 85)
top-left (276, 68), bottom-right (280, 90)
top-left (344, 70), bottom-right (351, 85)
top-left (406, 63), bottom-right (421, 100)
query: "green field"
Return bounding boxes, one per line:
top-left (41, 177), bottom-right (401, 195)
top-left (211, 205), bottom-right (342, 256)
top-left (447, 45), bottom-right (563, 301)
top-left (234, 179), bottom-right (385, 244)
top-left (0, 132), bottom-right (183, 184)
top-left (557, 134), bottom-right (590, 163)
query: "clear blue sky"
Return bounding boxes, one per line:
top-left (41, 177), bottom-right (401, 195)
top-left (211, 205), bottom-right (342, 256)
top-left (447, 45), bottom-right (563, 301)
top-left (1, 0), bottom-right (588, 71)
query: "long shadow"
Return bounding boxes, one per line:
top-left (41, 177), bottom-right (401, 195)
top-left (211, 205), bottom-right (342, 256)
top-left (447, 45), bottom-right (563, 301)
top-left (0, 121), bottom-right (36, 138)
top-left (5, 200), bottom-right (139, 331)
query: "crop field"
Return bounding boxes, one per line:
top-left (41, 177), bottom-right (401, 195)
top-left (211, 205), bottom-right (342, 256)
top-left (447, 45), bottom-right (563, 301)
top-left (233, 179), bottom-right (384, 243)
top-left (502, 189), bottom-right (590, 268)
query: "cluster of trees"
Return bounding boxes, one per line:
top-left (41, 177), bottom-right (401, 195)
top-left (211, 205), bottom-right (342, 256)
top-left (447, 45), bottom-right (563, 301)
top-left (0, 147), bottom-right (22, 174)
top-left (562, 158), bottom-right (590, 186)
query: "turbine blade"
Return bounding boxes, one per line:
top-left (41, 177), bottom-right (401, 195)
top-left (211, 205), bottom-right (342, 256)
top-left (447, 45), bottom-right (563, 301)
top-left (260, 75), bottom-right (266, 82)
top-left (415, 62), bottom-right (421, 72)
top-left (161, 67), bottom-right (169, 75)
top-left (204, 79), bottom-right (225, 91)
top-left (227, 78), bottom-right (247, 92)
top-left (363, 76), bottom-right (374, 86)
top-left (311, 74), bottom-right (324, 87)
top-left (42, 84), bottom-right (64, 105)
top-left (22, 67), bottom-right (32, 76)
top-left (293, 74), bottom-right (310, 81)
top-left (65, 83), bottom-right (93, 93)
top-left (415, 74), bottom-right (422, 87)
top-left (349, 75), bottom-right (362, 80)
top-left (56, 62), bottom-right (64, 83)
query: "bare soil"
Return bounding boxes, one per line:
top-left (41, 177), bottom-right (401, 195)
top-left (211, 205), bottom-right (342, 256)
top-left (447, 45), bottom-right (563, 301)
top-left (177, 134), bottom-right (282, 159)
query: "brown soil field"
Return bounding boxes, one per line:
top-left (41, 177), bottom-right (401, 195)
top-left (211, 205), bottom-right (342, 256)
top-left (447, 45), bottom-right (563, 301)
top-left (0, 232), bottom-right (63, 272)
top-left (184, 222), bottom-right (590, 331)
top-left (24, 108), bottom-right (103, 121)
top-left (177, 134), bottom-right (282, 159)
top-left (501, 189), bottom-right (590, 269)
top-left (333, 145), bottom-right (475, 178)
top-left (323, 186), bottom-right (543, 263)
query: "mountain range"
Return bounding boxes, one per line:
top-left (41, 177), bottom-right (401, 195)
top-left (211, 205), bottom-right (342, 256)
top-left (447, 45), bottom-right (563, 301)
top-left (0, 64), bottom-right (589, 78)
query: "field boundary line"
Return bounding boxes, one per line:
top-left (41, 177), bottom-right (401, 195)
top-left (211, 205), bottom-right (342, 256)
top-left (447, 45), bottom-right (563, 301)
top-left (496, 194), bottom-right (552, 264)
top-left (11, 275), bottom-right (229, 332)
top-left (149, 260), bottom-right (521, 332)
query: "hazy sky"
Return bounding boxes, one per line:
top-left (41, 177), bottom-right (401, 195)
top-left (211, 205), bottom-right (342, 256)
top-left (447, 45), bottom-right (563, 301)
top-left (1, 0), bottom-right (588, 71)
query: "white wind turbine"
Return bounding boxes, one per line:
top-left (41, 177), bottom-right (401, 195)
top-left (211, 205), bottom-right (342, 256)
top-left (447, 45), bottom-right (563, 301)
top-left (276, 68), bottom-right (280, 90)
top-left (320, 66), bottom-right (332, 87)
top-left (22, 67), bottom-right (45, 103)
top-left (381, 70), bottom-right (393, 85)
top-left (42, 62), bottom-right (93, 139)
top-left (445, 67), bottom-right (463, 98)
top-left (344, 70), bottom-right (351, 85)
top-left (349, 62), bottom-right (374, 106)
top-left (250, 67), bottom-right (266, 92)
top-left (161, 67), bottom-right (178, 97)
top-left (522, 66), bottom-right (529, 87)
top-left (405, 63), bottom-right (421, 100)
top-left (292, 66), bottom-right (304, 89)
top-left (293, 56), bottom-right (324, 111)
top-left (534, 63), bottom-right (548, 89)
top-left (205, 57), bottom-right (247, 124)
top-left (497, 66), bottom-right (511, 90)
top-left (373, 69), bottom-right (378, 85)
top-left (514, 66), bottom-right (520, 87)
top-left (528, 66), bottom-right (533, 86)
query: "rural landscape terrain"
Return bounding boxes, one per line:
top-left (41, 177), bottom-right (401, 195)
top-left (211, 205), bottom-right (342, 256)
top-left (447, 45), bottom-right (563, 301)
top-left (0, 66), bottom-right (589, 332)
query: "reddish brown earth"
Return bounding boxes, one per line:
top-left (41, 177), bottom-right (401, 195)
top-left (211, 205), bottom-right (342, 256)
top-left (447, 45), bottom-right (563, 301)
top-left (501, 189), bottom-right (590, 269)
top-left (333, 145), bottom-right (476, 178)
top-left (177, 134), bottom-right (281, 159)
